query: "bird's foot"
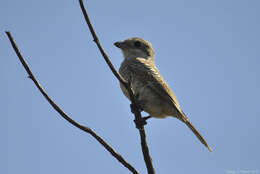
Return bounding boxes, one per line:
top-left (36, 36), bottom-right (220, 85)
top-left (134, 118), bottom-right (147, 128)
top-left (143, 115), bottom-right (151, 120)
top-left (134, 116), bottom-right (151, 129)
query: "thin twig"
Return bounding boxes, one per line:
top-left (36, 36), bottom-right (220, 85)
top-left (5, 31), bottom-right (139, 174)
top-left (79, 0), bottom-right (126, 86)
top-left (78, 1), bottom-right (155, 174)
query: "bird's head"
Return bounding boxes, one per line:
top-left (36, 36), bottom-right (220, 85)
top-left (114, 37), bottom-right (155, 61)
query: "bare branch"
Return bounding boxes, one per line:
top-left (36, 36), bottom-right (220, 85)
top-left (78, 1), bottom-right (155, 174)
top-left (79, 0), bottom-right (126, 86)
top-left (5, 31), bottom-right (139, 174)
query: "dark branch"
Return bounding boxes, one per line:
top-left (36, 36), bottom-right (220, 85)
top-left (5, 31), bottom-right (139, 174)
top-left (79, 0), bottom-right (126, 86)
top-left (78, 1), bottom-right (155, 174)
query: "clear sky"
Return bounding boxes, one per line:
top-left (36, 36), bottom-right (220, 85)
top-left (1, 0), bottom-right (259, 174)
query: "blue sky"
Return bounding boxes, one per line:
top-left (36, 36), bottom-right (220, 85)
top-left (1, 0), bottom-right (259, 174)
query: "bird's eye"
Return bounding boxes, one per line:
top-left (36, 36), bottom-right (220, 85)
top-left (134, 41), bottom-right (141, 48)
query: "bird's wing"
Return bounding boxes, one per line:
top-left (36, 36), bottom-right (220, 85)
top-left (130, 58), bottom-right (182, 112)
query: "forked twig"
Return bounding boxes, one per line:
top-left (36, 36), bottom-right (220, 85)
top-left (5, 31), bottom-right (139, 174)
top-left (79, 1), bottom-right (155, 174)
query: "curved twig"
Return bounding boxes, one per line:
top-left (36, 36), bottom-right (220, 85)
top-left (78, 1), bottom-right (155, 174)
top-left (5, 31), bottom-right (139, 174)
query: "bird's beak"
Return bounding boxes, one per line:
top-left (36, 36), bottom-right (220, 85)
top-left (114, 41), bottom-right (125, 49)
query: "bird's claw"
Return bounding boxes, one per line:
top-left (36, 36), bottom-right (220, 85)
top-left (134, 116), bottom-right (151, 129)
top-left (143, 116), bottom-right (151, 120)
top-left (134, 118), bottom-right (147, 128)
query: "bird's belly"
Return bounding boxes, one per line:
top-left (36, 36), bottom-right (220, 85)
top-left (137, 86), bottom-right (176, 118)
top-left (120, 81), bottom-right (178, 118)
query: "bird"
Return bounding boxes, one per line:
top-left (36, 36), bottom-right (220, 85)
top-left (114, 37), bottom-right (212, 152)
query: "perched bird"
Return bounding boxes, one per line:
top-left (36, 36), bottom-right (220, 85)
top-left (114, 37), bottom-right (212, 152)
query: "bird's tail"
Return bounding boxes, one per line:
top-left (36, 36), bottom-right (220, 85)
top-left (179, 113), bottom-right (213, 152)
